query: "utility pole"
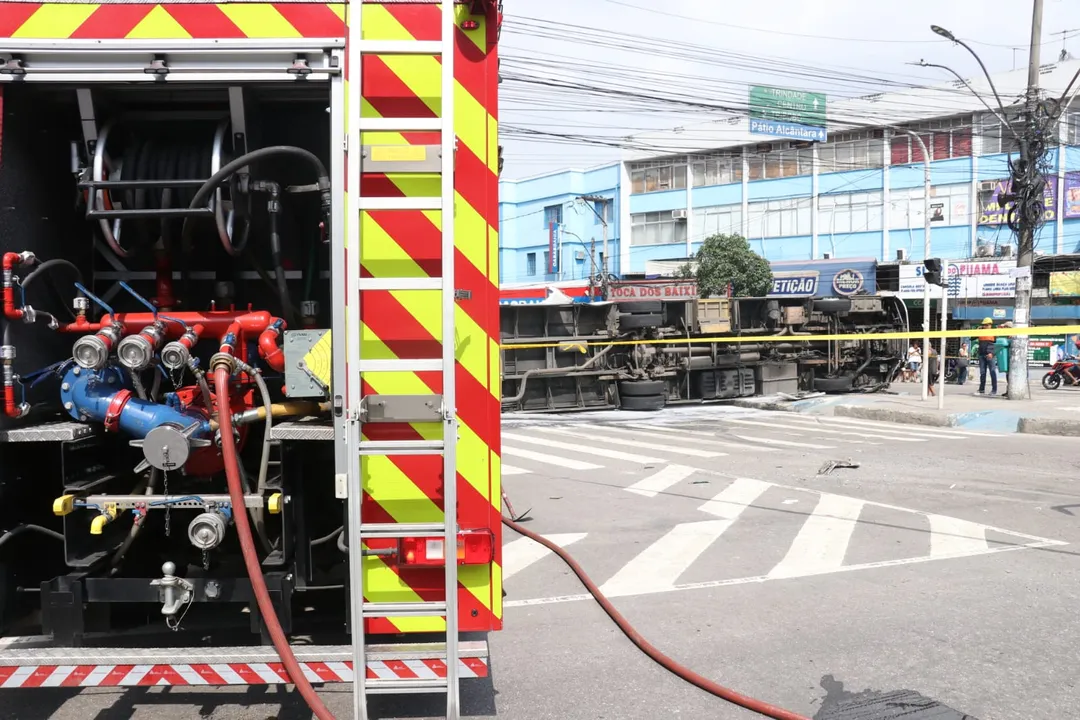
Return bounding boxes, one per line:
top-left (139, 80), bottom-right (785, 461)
top-left (1006, 0), bottom-right (1044, 400)
top-left (579, 195), bottom-right (611, 299)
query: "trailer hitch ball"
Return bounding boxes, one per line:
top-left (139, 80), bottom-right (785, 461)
top-left (150, 561), bottom-right (194, 618)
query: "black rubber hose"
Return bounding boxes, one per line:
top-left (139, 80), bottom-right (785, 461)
top-left (21, 259), bottom-right (83, 321)
top-left (501, 516), bottom-right (811, 720)
top-left (189, 145), bottom-right (331, 212)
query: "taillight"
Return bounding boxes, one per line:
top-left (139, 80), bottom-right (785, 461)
top-left (399, 530), bottom-right (494, 566)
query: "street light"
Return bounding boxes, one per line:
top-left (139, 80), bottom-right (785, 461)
top-left (927, 25), bottom-right (1012, 122)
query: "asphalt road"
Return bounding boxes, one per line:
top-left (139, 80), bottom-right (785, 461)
top-left (5, 405), bottom-right (1080, 719)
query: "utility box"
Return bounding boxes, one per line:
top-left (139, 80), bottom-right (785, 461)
top-left (758, 361), bottom-right (799, 396)
top-left (695, 298), bottom-right (732, 334)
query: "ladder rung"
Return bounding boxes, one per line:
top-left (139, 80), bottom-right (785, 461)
top-left (357, 196), bottom-right (442, 211)
top-left (358, 440), bottom-right (444, 456)
top-left (363, 601), bottom-right (446, 618)
top-left (359, 359), bottom-right (442, 373)
top-left (356, 277), bottom-right (442, 291)
top-left (358, 40), bottom-right (442, 55)
top-left (361, 522), bottom-right (446, 538)
top-left (366, 678), bottom-right (449, 695)
top-left (358, 117), bottom-right (442, 132)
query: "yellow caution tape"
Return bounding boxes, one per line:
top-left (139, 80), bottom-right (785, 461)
top-left (498, 324), bottom-right (1080, 351)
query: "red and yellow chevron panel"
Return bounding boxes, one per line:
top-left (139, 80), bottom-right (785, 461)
top-left (0, 3), bottom-right (346, 39)
top-left (347, 1), bottom-right (503, 635)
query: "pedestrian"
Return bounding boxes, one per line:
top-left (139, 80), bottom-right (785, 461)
top-left (927, 345), bottom-right (938, 397)
top-left (977, 317), bottom-right (998, 395)
top-left (956, 342), bottom-right (969, 386)
top-left (905, 341), bottom-right (922, 382)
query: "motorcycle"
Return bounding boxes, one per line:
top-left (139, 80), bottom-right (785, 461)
top-left (1042, 359), bottom-right (1079, 390)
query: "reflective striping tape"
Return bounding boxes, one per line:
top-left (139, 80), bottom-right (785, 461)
top-left (0, 660), bottom-right (487, 687)
top-left (300, 329), bottom-right (333, 390)
top-left (501, 324), bottom-right (1080, 351)
top-left (0, 3), bottom-right (346, 40)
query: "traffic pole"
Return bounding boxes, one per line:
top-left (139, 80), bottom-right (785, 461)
top-left (939, 273), bottom-right (948, 409)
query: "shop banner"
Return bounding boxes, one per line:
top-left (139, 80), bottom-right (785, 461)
top-left (769, 271), bottom-right (819, 297)
top-left (1028, 334), bottom-right (1080, 367)
top-left (1065, 172), bottom-right (1080, 219)
top-left (978, 177), bottom-right (1058, 225)
top-left (1050, 271), bottom-right (1080, 298)
top-left (896, 260), bottom-right (1017, 299)
top-left (609, 281), bottom-right (699, 300)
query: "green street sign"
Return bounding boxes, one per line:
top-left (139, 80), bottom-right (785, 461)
top-left (749, 85), bottom-right (827, 128)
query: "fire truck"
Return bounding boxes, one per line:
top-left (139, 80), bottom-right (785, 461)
top-left (0, 2), bottom-right (502, 719)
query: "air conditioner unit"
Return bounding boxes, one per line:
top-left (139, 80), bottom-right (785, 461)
top-left (979, 181), bottom-right (997, 192)
top-left (996, 244), bottom-right (1014, 257)
top-left (975, 244), bottom-right (994, 257)
top-left (822, 252), bottom-right (832, 259)
top-left (574, 250), bottom-right (586, 261)
top-left (672, 208), bottom-right (688, 220)
top-left (896, 249), bottom-right (907, 261)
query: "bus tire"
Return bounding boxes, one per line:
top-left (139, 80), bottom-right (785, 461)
top-left (813, 375), bottom-right (854, 393)
top-left (618, 380), bottom-right (666, 397)
top-left (620, 394), bottom-right (666, 411)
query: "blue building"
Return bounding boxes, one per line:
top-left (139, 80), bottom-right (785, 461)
top-left (498, 58), bottom-right (1080, 286)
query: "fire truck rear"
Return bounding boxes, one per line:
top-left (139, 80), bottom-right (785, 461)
top-left (0, 2), bottom-right (503, 718)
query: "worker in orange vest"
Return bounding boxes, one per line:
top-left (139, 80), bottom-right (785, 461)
top-left (976, 317), bottom-right (998, 395)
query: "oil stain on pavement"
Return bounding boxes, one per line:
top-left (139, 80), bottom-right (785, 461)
top-left (814, 675), bottom-right (978, 719)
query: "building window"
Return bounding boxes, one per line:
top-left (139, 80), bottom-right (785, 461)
top-left (591, 198), bottom-right (614, 224)
top-left (747, 145), bottom-right (813, 180)
top-left (690, 152), bottom-right (744, 187)
top-left (976, 112), bottom-right (1021, 156)
top-left (630, 210), bottom-right (689, 246)
top-left (543, 204), bottom-right (563, 228)
top-left (891, 116), bottom-right (973, 164)
top-left (543, 250), bottom-right (551, 273)
top-left (1067, 108), bottom-right (1080, 145)
top-left (526, 252), bottom-right (537, 277)
top-left (629, 157), bottom-right (688, 194)
top-left (819, 191), bottom-right (884, 234)
top-left (887, 183), bottom-right (969, 229)
top-left (818, 130), bottom-right (885, 173)
top-left (692, 203), bottom-right (743, 239)
top-left (747, 197), bottom-right (812, 239)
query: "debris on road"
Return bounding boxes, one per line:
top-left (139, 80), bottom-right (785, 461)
top-left (818, 459), bottom-right (861, 475)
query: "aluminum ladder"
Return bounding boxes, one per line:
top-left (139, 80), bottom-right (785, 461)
top-left (344, 1), bottom-right (460, 718)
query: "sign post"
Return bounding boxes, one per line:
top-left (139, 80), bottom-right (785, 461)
top-left (748, 85), bottom-right (827, 142)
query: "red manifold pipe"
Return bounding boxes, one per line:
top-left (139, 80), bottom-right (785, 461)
top-left (257, 319), bottom-right (286, 372)
top-left (2, 251), bottom-right (32, 321)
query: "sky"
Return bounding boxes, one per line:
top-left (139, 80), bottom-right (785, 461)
top-left (499, 0), bottom-right (1080, 179)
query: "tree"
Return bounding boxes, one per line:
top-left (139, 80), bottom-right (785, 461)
top-left (680, 233), bottom-right (772, 298)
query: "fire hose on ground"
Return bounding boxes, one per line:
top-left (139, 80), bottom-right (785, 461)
top-left (500, 514), bottom-right (810, 720)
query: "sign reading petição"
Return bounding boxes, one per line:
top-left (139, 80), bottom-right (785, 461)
top-left (769, 271), bottom-right (819, 297)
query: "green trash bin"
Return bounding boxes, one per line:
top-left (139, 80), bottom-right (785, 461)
top-left (995, 335), bottom-right (1010, 374)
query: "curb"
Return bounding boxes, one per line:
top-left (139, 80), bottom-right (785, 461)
top-left (1017, 417), bottom-right (1080, 437)
top-left (833, 404), bottom-right (961, 428)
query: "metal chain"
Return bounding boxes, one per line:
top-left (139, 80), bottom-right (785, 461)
top-left (163, 468), bottom-right (171, 537)
top-left (202, 549), bottom-right (210, 571)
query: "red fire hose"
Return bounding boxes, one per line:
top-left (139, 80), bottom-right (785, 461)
top-left (213, 367), bottom-right (336, 720)
top-left (501, 516), bottom-right (810, 720)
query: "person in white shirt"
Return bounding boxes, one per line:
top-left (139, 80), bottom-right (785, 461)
top-left (904, 342), bottom-right (922, 382)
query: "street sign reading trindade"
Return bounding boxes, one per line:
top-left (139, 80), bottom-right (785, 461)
top-left (748, 85), bottom-right (828, 143)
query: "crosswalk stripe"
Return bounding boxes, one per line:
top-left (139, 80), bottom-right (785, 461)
top-left (618, 423), bottom-right (719, 438)
top-left (781, 432), bottom-right (880, 445)
top-left (502, 431), bottom-right (664, 464)
top-left (731, 433), bottom-right (834, 450)
top-left (774, 415), bottom-right (951, 440)
top-left (503, 533), bottom-right (587, 580)
top-left (502, 464), bottom-right (529, 476)
top-left (698, 477), bottom-right (772, 519)
top-left (501, 445), bottom-right (602, 470)
top-left (538, 427), bottom-right (726, 458)
top-left (599, 520), bottom-right (736, 598)
top-left (928, 514), bottom-right (989, 557)
top-left (768, 493), bottom-right (865, 578)
top-left (720, 417), bottom-right (927, 442)
top-left (816, 415), bottom-right (1000, 438)
top-left (626, 464), bottom-right (698, 498)
top-left (591, 424), bottom-right (774, 452)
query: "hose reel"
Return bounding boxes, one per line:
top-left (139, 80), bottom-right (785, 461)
top-left (89, 118), bottom-right (251, 257)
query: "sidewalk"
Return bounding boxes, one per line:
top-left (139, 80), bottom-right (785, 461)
top-left (736, 380), bottom-right (1080, 436)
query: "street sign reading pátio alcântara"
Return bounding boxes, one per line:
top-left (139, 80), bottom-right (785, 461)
top-left (748, 85), bottom-right (827, 142)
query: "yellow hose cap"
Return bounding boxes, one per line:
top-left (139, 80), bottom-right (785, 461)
top-left (53, 494), bottom-right (75, 516)
top-left (268, 493), bottom-right (283, 515)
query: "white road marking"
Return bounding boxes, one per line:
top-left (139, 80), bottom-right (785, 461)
top-left (538, 426), bottom-right (726, 458)
top-left (697, 477), bottom-right (772, 519)
top-left (502, 431), bottom-right (663, 464)
top-left (617, 423), bottom-right (721, 438)
top-left (928, 514), bottom-right (989, 557)
top-left (502, 533), bottom-right (587, 580)
top-left (783, 432), bottom-right (879, 445)
top-left (776, 416), bottom-right (954, 441)
top-left (501, 464), bottom-right (529, 476)
top-left (625, 464), bottom-right (698, 498)
top-left (599, 520), bottom-right (736, 597)
top-left (731, 433), bottom-right (834, 450)
top-left (721, 417), bottom-right (927, 442)
top-left (591, 424), bottom-right (773, 452)
top-left (768, 494), bottom-right (865, 579)
top-left (501, 445), bottom-right (602, 471)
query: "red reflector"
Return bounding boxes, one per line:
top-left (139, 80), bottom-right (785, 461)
top-left (398, 530), bottom-right (494, 566)
top-left (461, 19), bottom-right (480, 30)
